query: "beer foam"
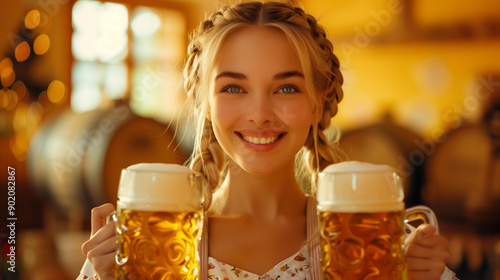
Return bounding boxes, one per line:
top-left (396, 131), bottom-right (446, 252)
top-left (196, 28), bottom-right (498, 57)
top-left (317, 161), bottom-right (404, 212)
top-left (117, 163), bottom-right (203, 212)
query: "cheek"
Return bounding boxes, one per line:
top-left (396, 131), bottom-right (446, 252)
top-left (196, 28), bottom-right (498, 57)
top-left (210, 99), bottom-right (241, 131)
top-left (276, 101), bottom-right (313, 128)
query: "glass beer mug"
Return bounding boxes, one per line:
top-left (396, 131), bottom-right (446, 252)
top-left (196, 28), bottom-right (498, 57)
top-left (317, 161), bottom-right (438, 280)
top-left (113, 163), bottom-right (203, 280)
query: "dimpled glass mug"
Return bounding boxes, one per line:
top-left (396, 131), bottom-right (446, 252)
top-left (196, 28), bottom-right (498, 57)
top-left (317, 161), bottom-right (438, 280)
top-left (113, 163), bottom-right (203, 280)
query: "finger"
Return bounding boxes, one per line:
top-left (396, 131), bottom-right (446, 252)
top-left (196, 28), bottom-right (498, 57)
top-left (406, 255), bottom-right (448, 272)
top-left (87, 236), bottom-right (118, 261)
top-left (90, 252), bottom-right (116, 280)
top-left (91, 203), bottom-right (116, 236)
top-left (416, 224), bottom-right (437, 235)
top-left (82, 222), bottom-right (116, 256)
top-left (407, 226), bottom-right (448, 250)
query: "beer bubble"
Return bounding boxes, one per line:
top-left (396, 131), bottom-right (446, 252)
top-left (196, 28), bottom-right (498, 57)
top-left (133, 236), bottom-right (160, 266)
top-left (336, 238), bottom-right (364, 266)
top-left (149, 212), bottom-right (178, 236)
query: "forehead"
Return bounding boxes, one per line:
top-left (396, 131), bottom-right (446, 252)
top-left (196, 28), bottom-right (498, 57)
top-left (214, 26), bottom-right (302, 76)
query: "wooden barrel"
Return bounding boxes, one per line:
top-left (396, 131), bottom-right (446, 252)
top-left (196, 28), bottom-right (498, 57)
top-left (27, 105), bottom-right (190, 215)
top-left (339, 119), bottom-right (427, 207)
top-left (423, 124), bottom-right (500, 233)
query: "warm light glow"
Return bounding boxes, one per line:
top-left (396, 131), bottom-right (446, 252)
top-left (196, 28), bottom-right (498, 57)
top-left (0, 58), bottom-right (13, 72)
top-left (72, 1), bottom-right (128, 62)
top-left (1, 67), bottom-right (15, 88)
top-left (25, 9), bottom-right (41, 29)
top-left (0, 88), bottom-right (7, 109)
top-left (71, 85), bottom-right (102, 113)
top-left (34, 34), bottom-right (50, 55)
top-left (15, 41), bottom-right (31, 62)
top-left (12, 81), bottom-right (27, 101)
top-left (47, 80), bottom-right (66, 104)
top-left (131, 8), bottom-right (160, 37)
top-left (13, 105), bottom-right (28, 133)
top-left (4, 89), bottom-right (18, 110)
top-left (104, 63), bottom-right (127, 99)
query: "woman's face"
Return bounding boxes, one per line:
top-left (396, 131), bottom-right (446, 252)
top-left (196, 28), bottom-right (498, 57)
top-left (209, 26), bottom-right (313, 175)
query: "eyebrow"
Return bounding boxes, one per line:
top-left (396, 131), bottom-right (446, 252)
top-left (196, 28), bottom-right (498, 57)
top-left (215, 70), bottom-right (304, 81)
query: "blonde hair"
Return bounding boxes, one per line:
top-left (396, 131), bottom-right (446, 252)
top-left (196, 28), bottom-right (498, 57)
top-left (184, 1), bottom-right (345, 208)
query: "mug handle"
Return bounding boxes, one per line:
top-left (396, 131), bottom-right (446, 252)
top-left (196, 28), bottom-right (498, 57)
top-left (405, 205), bottom-right (439, 234)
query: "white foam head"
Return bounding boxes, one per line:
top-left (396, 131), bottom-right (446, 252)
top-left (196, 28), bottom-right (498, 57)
top-left (117, 163), bottom-right (202, 211)
top-left (317, 161), bottom-right (404, 212)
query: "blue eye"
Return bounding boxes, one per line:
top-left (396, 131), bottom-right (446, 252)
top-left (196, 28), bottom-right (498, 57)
top-left (222, 85), bottom-right (244, 94)
top-left (277, 85), bottom-right (299, 94)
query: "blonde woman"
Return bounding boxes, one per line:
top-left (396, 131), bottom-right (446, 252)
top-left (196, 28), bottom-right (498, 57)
top-left (81, 2), bottom-right (453, 279)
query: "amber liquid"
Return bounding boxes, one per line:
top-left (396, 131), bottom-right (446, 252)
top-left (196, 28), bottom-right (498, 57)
top-left (116, 209), bottom-right (202, 280)
top-left (319, 210), bottom-right (406, 280)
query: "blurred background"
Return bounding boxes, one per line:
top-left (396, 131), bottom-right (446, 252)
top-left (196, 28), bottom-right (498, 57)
top-left (0, 0), bottom-right (499, 279)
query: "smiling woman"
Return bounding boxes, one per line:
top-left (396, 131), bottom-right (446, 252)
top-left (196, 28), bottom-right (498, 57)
top-left (79, 2), bottom-right (455, 280)
top-left (210, 26), bottom-right (313, 175)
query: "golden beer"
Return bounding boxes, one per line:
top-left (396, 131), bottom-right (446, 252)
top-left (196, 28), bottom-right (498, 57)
top-left (114, 163), bottom-right (203, 280)
top-left (319, 210), bottom-right (405, 280)
top-left (116, 209), bottom-right (202, 280)
top-left (317, 161), bottom-right (407, 280)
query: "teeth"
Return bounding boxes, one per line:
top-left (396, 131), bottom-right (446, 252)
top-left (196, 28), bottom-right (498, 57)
top-left (242, 135), bottom-right (279, 144)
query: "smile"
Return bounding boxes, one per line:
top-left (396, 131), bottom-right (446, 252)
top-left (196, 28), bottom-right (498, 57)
top-left (239, 133), bottom-right (284, 145)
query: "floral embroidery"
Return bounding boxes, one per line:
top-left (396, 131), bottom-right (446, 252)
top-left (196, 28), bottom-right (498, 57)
top-left (208, 249), bottom-right (310, 280)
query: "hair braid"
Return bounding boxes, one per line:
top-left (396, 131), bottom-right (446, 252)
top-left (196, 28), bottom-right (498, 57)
top-left (291, 5), bottom-right (346, 193)
top-left (185, 13), bottom-right (227, 209)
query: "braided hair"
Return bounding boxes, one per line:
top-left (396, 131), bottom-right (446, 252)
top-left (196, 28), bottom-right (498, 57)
top-left (184, 1), bottom-right (345, 207)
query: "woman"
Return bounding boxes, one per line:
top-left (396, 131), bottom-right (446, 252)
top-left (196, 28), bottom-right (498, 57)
top-left (81, 2), bottom-right (452, 279)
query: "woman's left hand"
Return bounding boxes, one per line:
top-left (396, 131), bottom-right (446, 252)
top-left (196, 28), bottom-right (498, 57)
top-left (404, 224), bottom-right (451, 280)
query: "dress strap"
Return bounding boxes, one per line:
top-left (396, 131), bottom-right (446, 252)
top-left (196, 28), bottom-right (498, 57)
top-left (199, 213), bottom-right (209, 279)
top-left (306, 195), bottom-right (322, 279)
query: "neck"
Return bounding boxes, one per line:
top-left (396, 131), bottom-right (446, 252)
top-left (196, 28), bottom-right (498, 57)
top-left (210, 159), bottom-right (307, 221)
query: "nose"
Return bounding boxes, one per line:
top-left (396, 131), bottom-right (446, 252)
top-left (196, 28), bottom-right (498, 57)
top-left (247, 93), bottom-right (274, 126)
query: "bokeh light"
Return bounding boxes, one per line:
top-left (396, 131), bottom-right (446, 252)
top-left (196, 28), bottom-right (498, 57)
top-left (1, 66), bottom-right (15, 88)
top-left (0, 57), bottom-right (13, 71)
top-left (4, 89), bottom-right (18, 110)
top-left (131, 8), bottom-right (160, 37)
top-left (15, 41), bottom-right (31, 62)
top-left (0, 88), bottom-right (7, 109)
top-left (34, 34), bottom-right (50, 55)
top-left (25, 9), bottom-right (41, 29)
top-left (12, 81), bottom-right (27, 101)
top-left (47, 80), bottom-right (66, 104)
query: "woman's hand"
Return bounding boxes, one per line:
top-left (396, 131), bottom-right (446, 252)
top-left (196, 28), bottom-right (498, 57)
top-left (405, 224), bottom-right (451, 280)
top-left (81, 203), bottom-right (117, 280)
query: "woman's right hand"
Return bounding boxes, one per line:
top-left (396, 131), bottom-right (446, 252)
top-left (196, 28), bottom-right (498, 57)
top-left (82, 203), bottom-right (117, 280)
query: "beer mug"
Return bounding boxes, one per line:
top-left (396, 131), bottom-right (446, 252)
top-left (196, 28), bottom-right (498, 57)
top-left (113, 163), bottom-right (203, 280)
top-left (317, 161), bottom-right (438, 280)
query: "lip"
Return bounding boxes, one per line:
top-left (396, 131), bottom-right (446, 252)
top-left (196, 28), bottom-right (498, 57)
top-left (235, 131), bottom-right (286, 152)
